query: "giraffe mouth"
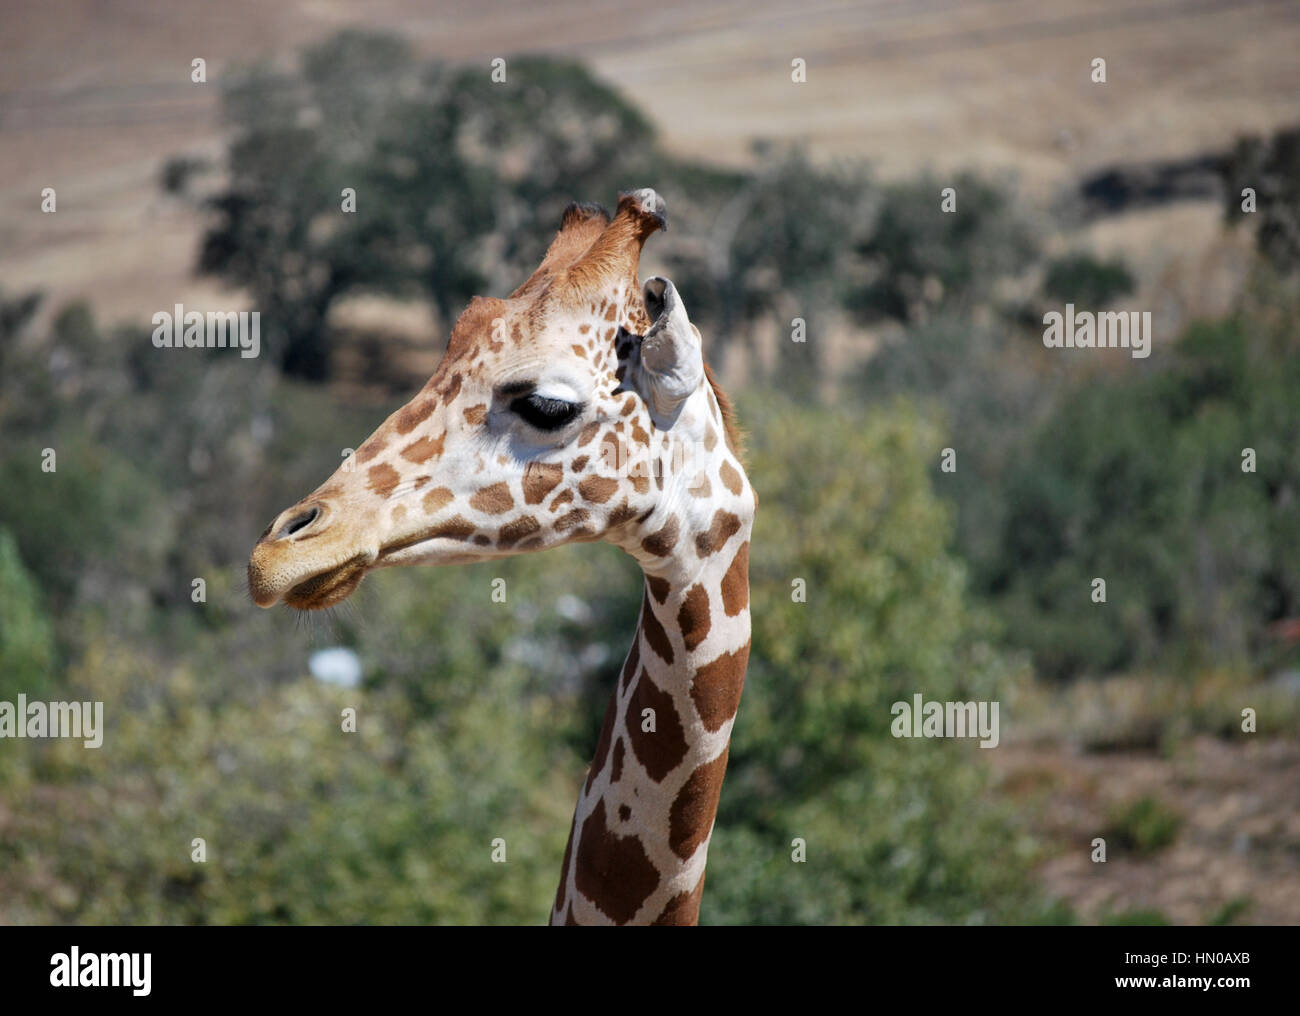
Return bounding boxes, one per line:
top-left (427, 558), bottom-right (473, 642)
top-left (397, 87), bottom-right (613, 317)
top-left (282, 554), bottom-right (371, 610)
top-left (373, 535), bottom-right (485, 569)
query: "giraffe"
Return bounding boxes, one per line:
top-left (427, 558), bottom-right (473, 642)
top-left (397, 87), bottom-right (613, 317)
top-left (247, 189), bottom-right (755, 926)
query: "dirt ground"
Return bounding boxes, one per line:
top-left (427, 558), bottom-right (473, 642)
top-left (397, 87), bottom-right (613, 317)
top-left (990, 735), bottom-right (1300, 924)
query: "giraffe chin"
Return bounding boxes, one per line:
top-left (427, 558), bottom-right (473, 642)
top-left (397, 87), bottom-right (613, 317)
top-left (282, 558), bottom-right (369, 610)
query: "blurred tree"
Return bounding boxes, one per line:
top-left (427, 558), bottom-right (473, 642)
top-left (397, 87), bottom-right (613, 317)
top-left (0, 527), bottom-right (56, 700)
top-left (0, 287), bottom-right (43, 374)
top-left (665, 145), bottom-right (869, 382)
top-left (851, 171), bottom-right (1038, 325)
top-left (197, 32), bottom-right (422, 378)
top-left (703, 394), bottom-right (1039, 923)
top-left (990, 310), bottom-right (1300, 679)
top-left (1222, 126), bottom-right (1300, 273)
top-left (1042, 251), bottom-right (1136, 307)
top-left (0, 384), bottom-right (1047, 925)
top-left (856, 312), bottom-right (1060, 590)
top-left (196, 35), bottom-right (677, 379)
top-left (199, 124), bottom-right (359, 380)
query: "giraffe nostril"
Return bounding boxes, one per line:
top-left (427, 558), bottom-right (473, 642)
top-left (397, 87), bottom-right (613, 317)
top-left (275, 506), bottom-right (321, 541)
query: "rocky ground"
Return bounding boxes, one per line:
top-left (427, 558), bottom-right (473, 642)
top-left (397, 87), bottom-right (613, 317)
top-left (991, 734), bottom-right (1300, 924)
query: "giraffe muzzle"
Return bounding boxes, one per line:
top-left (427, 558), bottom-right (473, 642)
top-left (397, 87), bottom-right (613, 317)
top-left (248, 500), bottom-right (380, 609)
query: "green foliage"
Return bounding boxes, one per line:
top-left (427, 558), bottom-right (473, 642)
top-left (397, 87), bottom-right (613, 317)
top-left (0, 433), bottom-right (165, 610)
top-left (1208, 896), bottom-right (1253, 926)
top-left (856, 312), bottom-right (1062, 591)
top-left (668, 147), bottom-right (869, 381)
top-left (703, 395), bottom-right (1041, 923)
top-left (1104, 795), bottom-right (1182, 856)
top-left (990, 310), bottom-right (1300, 679)
top-left (0, 286), bottom-right (43, 378)
top-left (852, 171), bottom-right (1038, 324)
top-left (0, 527), bottom-right (56, 700)
top-left (198, 38), bottom-right (666, 378)
top-left (0, 645), bottom-right (576, 924)
top-left (0, 354), bottom-right (1046, 922)
top-left (1042, 251), bottom-right (1136, 306)
top-left (1222, 126), bottom-right (1300, 273)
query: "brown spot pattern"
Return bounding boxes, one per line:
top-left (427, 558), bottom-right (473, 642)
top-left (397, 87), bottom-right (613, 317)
top-left (640, 594), bottom-right (674, 665)
top-left (575, 800), bottom-right (660, 925)
top-left (720, 542), bottom-right (750, 616)
top-left (599, 431), bottom-right (626, 472)
top-left (470, 482), bottom-right (514, 515)
top-left (610, 738), bottom-right (625, 783)
top-left (620, 639), bottom-right (640, 692)
top-left (652, 872), bottom-right (707, 926)
top-left (586, 692), bottom-right (619, 793)
top-left (607, 502), bottom-right (637, 528)
top-left (522, 462), bottom-right (563, 504)
top-left (499, 515), bottom-right (541, 547)
top-left (625, 668), bottom-right (688, 782)
top-left (401, 432), bottom-right (446, 464)
top-left (677, 584), bottom-right (712, 652)
top-left (356, 439), bottom-right (387, 464)
top-left (719, 460), bottom-right (744, 496)
top-left (669, 747), bottom-right (730, 861)
top-left (555, 508), bottom-right (589, 532)
top-left (395, 398), bottom-right (436, 435)
top-left (695, 510), bottom-right (741, 557)
top-left (428, 516), bottom-right (476, 541)
top-left (579, 475), bottom-right (619, 503)
top-left (422, 486), bottom-right (453, 514)
top-left (367, 463), bottom-right (400, 498)
top-left (690, 644), bottom-right (750, 732)
top-left (646, 575), bottom-right (671, 604)
top-left (554, 818), bottom-right (576, 916)
top-left (641, 517), bottom-right (679, 557)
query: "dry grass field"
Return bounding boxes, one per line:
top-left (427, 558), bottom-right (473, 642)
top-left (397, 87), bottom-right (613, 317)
top-left (3, 0), bottom-right (1299, 325)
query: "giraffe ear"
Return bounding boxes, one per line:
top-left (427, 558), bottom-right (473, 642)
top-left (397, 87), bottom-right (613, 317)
top-left (639, 277), bottom-right (704, 426)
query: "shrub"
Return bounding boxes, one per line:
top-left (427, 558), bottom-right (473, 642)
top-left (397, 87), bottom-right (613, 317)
top-left (1042, 252), bottom-right (1136, 307)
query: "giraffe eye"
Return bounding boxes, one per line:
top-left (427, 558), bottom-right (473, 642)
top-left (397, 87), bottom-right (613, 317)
top-left (511, 393), bottom-right (581, 431)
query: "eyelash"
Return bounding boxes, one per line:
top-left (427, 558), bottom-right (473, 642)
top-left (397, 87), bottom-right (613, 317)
top-left (511, 393), bottom-right (581, 431)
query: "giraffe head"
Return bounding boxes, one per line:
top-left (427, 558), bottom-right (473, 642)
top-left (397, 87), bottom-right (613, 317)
top-left (249, 188), bottom-right (747, 610)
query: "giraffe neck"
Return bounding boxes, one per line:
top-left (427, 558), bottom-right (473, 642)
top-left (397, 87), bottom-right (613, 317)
top-left (550, 519), bottom-right (752, 925)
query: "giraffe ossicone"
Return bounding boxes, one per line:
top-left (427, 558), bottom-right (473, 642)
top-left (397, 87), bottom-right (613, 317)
top-left (248, 188), bottom-right (755, 925)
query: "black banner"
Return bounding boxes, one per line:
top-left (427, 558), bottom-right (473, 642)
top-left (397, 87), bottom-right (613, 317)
top-left (0, 925), bottom-right (1285, 1003)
